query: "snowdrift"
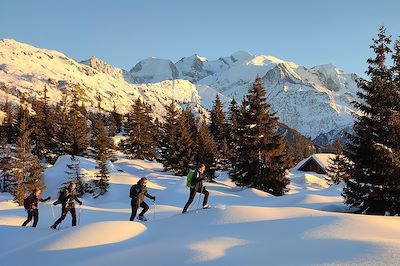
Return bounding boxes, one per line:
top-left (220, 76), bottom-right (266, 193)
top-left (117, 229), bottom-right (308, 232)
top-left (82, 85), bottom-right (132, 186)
top-left (1, 157), bottom-right (400, 265)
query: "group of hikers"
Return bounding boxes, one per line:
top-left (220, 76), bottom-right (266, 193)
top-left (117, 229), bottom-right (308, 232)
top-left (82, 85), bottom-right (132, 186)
top-left (21, 163), bottom-right (210, 228)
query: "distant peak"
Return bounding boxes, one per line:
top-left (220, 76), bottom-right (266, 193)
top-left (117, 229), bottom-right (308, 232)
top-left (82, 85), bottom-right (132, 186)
top-left (230, 51), bottom-right (255, 62)
top-left (193, 54), bottom-right (207, 62)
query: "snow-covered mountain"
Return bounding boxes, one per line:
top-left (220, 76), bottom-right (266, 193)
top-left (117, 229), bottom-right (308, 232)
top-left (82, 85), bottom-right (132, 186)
top-left (0, 39), bottom-right (359, 141)
top-left (175, 53), bottom-right (358, 139)
top-left (128, 58), bottom-right (179, 84)
top-left (130, 50), bottom-right (359, 139)
top-left (0, 39), bottom-right (210, 120)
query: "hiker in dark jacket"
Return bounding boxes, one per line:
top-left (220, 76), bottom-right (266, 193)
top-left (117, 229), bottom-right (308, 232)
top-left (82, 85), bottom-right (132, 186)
top-left (51, 180), bottom-right (82, 229)
top-left (182, 164), bottom-right (209, 213)
top-left (22, 189), bottom-right (51, 227)
top-left (129, 177), bottom-right (155, 221)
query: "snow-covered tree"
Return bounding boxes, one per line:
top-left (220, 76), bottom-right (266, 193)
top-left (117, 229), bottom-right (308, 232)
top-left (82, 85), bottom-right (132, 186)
top-left (124, 98), bottom-right (157, 160)
top-left (343, 27), bottom-right (400, 214)
top-left (230, 77), bottom-right (290, 196)
top-left (326, 140), bottom-right (350, 185)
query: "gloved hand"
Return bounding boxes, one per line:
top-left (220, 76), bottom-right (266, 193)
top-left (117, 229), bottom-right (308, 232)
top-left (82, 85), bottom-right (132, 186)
top-left (79, 202), bottom-right (82, 205)
top-left (46, 196), bottom-right (51, 201)
top-left (152, 196), bottom-right (156, 201)
top-left (53, 201), bottom-right (58, 206)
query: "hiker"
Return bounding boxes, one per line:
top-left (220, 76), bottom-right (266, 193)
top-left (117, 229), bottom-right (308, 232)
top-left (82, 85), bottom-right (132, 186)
top-left (129, 177), bottom-right (156, 221)
top-left (182, 164), bottom-right (209, 213)
top-left (51, 180), bottom-right (82, 229)
top-left (22, 189), bottom-right (51, 227)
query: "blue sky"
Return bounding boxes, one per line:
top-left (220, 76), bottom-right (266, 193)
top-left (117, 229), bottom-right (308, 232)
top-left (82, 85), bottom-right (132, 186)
top-left (1, 0), bottom-right (399, 75)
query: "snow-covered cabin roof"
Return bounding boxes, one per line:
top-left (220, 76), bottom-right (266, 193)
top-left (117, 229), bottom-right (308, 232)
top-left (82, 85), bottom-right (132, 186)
top-left (296, 153), bottom-right (335, 174)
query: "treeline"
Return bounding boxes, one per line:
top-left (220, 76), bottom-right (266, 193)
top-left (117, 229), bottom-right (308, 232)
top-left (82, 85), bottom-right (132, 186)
top-left (0, 76), bottom-right (298, 204)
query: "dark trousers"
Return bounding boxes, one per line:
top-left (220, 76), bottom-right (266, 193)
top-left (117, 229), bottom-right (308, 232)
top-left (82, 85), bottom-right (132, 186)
top-left (52, 206), bottom-right (77, 228)
top-left (22, 209), bottom-right (39, 227)
top-left (130, 200), bottom-right (149, 221)
top-left (182, 187), bottom-right (209, 213)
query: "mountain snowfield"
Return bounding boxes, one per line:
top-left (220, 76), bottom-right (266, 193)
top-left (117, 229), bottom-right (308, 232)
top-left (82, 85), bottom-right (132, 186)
top-left (0, 39), bottom-right (359, 141)
top-left (1, 156), bottom-right (400, 265)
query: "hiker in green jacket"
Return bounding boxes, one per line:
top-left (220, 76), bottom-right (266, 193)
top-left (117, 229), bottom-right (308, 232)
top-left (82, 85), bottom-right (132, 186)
top-left (182, 164), bottom-right (209, 213)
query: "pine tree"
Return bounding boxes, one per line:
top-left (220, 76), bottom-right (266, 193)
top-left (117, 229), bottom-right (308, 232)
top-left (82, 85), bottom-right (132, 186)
top-left (31, 85), bottom-right (57, 161)
top-left (172, 108), bottom-right (196, 175)
top-left (209, 94), bottom-right (228, 168)
top-left (227, 98), bottom-right (240, 171)
top-left (343, 27), bottom-right (400, 214)
top-left (0, 137), bottom-right (14, 192)
top-left (91, 117), bottom-right (113, 161)
top-left (230, 77), bottom-right (290, 196)
top-left (54, 92), bottom-right (70, 156)
top-left (124, 98), bottom-right (157, 160)
top-left (107, 112), bottom-right (118, 137)
top-left (158, 101), bottom-right (180, 171)
top-left (66, 87), bottom-right (89, 156)
top-left (158, 102), bottom-right (196, 175)
top-left (12, 96), bottom-right (42, 205)
top-left (196, 119), bottom-right (217, 179)
top-left (64, 156), bottom-right (88, 196)
top-left (0, 95), bottom-right (16, 144)
top-left (110, 97), bottom-right (123, 134)
top-left (326, 140), bottom-right (349, 185)
top-left (94, 159), bottom-right (109, 196)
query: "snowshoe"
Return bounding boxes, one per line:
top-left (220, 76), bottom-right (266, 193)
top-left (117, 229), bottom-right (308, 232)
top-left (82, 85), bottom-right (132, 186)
top-left (137, 215), bottom-right (148, 221)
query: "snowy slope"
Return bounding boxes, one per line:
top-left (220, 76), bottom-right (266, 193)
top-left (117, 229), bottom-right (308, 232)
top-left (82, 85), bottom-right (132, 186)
top-left (0, 39), bottom-right (206, 119)
top-left (1, 156), bottom-right (400, 265)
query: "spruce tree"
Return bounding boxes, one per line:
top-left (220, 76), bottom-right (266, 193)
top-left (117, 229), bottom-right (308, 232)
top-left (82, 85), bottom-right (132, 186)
top-left (111, 101), bottom-right (123, 134)
top-left (227, 98), bottom-right (240, 171)
top-left (0, 95), bottom-right (16, 144)
top-left (158, 102), bottom-right (196, 175)
top-left (326, 140), bottom-right (349, 185)
top-left (209, 95), bottom-right (228, 168)
top-left (54, 92), bottom-right (70, 156)
top-left (64, 156), bottom-right (88, 196)
top-left (0, 137), bottom-right (14, 192)
top-left (158, 101), bottom-right (180, 171)
top-left (91, 117), bottom-right (113, 161)
top-left (343, 27), bottom-right (400, 214)
top-left (94, 159), bottom-right (110, 196)
top-left (124, 98), bottom-right (157, 160)
top-left (172, 108), bottom-right (196, 175)
top-left (12, 97), bottom-right (42, 205)
top-left (31, 85), bottom-right (57, 161)
top-left (230, 77), bottom-right (290, 196)
top-left (196, 120), bottom-right (217, 179)
top-left (91, 117), bottom-right (112, 195)
top-left (66, 87), bottom-right (89, 156)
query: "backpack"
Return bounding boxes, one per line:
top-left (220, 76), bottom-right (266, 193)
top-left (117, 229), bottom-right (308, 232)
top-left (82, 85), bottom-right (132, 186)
top-left (129, 185), bottom-right (137, 198)
top-left (57, 188), bottom-right (68, 203)
top-left (23, 194), bottom-right (35, 210)
top-left (186, 171), bottom-right (194, 188)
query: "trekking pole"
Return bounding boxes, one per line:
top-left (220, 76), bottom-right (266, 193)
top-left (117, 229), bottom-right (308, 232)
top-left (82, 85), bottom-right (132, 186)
top-left (196, 183), bottom-right (204, 211)
top-left (152, 200), bottom-right (155, 221)
top-left (51, 204), bottom-right (55, 219)
top-left (78, 204), bottom-right (82, 226)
